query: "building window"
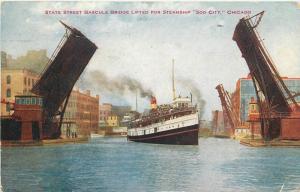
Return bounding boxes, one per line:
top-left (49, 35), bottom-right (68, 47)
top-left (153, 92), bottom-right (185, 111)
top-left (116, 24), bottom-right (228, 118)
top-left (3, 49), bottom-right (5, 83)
top-left (38, 98), bottom-right (43, 106)
top-left (24, 77), bottom-right (27, 85)
top-left (6, 75), bottom-right (11, 84)
top-left (28, 78), bottom-right (31, 86)
top-left (32, 79), bottom-right (34, 86)
top-left (6, 104), bottom-right (10, 112)
top-left (16, 98), bottom-right (21, 104)
top-left (6, 89), bottom-right (11, 98)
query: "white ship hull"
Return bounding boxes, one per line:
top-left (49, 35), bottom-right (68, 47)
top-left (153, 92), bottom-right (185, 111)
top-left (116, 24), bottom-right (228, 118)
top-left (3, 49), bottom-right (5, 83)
top-left (128, 113), bottom-right (199, 145)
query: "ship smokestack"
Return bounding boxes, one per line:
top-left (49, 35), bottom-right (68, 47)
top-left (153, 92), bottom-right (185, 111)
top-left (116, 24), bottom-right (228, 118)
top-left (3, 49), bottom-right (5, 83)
top-left (150, 96), bottom-right (157, 110)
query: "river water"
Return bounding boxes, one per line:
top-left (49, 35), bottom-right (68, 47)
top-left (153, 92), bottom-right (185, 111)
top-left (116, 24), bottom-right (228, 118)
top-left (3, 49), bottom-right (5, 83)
top-left (2, 137), bottom-right (300, 192)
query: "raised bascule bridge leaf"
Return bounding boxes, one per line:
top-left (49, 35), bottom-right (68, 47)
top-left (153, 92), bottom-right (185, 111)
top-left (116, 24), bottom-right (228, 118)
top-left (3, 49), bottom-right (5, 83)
top-left (31, 21), bottom-right (97, 139)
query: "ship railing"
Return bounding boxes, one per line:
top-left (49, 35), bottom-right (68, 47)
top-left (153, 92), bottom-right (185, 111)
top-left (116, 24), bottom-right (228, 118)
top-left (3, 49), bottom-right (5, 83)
top-left (132, 108), bottom-right (197, 128)
top-left (150, 107), bottom-right (195, 117)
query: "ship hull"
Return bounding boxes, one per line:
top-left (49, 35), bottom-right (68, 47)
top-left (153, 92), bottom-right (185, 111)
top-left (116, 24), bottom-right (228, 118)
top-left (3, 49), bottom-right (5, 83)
top-left (127, 124), bottom-right (199, 145)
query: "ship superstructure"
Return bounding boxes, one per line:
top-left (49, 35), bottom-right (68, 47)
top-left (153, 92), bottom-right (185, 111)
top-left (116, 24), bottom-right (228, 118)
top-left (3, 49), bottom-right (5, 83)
top-left (127, 60), bottom-right (199, 145)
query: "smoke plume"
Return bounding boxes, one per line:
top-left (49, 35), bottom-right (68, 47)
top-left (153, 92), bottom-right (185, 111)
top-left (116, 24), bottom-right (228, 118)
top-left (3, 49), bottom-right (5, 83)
top-left (79, 70), bottom-right (153, 99)
top-left (177, 78), bottom-right (206, 119)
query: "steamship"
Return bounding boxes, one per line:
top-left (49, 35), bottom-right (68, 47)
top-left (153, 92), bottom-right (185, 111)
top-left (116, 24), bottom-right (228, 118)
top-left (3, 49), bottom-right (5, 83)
top-left (127, 60), bottom-right (199, 145)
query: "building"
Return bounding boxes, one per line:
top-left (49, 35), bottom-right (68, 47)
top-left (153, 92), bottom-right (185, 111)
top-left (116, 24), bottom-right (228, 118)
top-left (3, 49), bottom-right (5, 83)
top-left (231, 75), bottom-right (300, 127)
top-left (234, 127), bottom-right (250, 139)
top-left (248, 97), bottom-right (261, 138)
top-left (61, 88), bottom-right (99, 137)
top-left (211, 110), bottom-right (225, 133)
top-left (3, 50), bottom-right (48, 73)
top-left (111, 105), bottom-right (131, 125)
top-left (1, 50), bottom-right (49, 116)
top-left (1, 68), bottom-right (40, 116)
top-left (1, 95), bottom-right (44, 141)
top-left (211, 110), bottom-right (231, 134)
top-left (1, 51), bottom-right (8, 68)
top-left (106, 115), bottom-right (119, 127)
top-left (112, 105), bottom-right (132, 118)
top-left (120, 111), bottom-right (139, 127)
top-left (99, 103), bottom-right (112, 127)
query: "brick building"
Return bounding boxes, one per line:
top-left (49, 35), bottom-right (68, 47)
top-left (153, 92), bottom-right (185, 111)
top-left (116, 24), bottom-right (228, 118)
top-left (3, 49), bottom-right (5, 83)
top-left (231, 75), bottom-right (300, 135)
top-left (1, 68), bottom-right (40, 116)
top-left (62, 88), bottom-right (99, 137)
top-left (211, 110), bottom-right (224, 133)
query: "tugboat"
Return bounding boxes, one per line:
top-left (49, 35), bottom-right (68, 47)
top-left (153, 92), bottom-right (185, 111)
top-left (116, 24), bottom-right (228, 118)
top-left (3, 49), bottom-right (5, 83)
top-left (127, 60), bottom-right (199, 145)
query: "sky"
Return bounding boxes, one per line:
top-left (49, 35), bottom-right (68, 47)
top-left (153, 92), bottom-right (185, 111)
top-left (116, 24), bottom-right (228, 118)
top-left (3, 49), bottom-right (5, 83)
top-left (1, 1), bottom-right (300, 120)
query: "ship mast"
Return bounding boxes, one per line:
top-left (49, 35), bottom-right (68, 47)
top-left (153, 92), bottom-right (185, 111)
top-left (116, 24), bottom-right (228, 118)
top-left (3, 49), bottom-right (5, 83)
top-left (135, 89), bottom-right (138, 112)
top-left (172, 59), bottom-right (176, 101)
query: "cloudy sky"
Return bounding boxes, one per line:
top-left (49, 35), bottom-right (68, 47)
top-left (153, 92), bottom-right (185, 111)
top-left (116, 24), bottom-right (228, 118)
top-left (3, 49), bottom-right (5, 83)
top-left (1, 2), bottom-right (300, 120)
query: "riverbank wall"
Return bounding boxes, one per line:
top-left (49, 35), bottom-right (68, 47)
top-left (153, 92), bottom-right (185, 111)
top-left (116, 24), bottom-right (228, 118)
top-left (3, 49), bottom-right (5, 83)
top-left (1, 137), bottom-right (89, 147)
top-left (240, 139), bottom-right (300, 147)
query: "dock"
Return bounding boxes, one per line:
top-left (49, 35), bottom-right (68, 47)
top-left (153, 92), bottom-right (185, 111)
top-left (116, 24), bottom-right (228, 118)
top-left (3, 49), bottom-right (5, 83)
top-left (1, 137), bottom-right (89, 147)
top-left (240, 139), bottom-right (300, 147)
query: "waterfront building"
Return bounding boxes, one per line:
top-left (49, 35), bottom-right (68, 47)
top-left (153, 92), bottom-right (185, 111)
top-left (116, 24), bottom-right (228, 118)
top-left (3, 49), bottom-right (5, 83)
top-left (3, 50), bottom-right (48, 73)
top-left (111, 105), bottom-right (131, 127)
top-left (211, 110), bottom-right (225, 133)
top-left (231, 75), bottom-right (300, 126)
top-left (120, 115), bottom-right (132, 128)
top-left (1, 50), bottom-right (49, 116)
top-left (1, 68), bottom-right (40, 116)
top-left (106, 115), bottom-right (119, 127)
top-left (1, 51), bottom-right (8, 68)
top-left (120, 111), bottom-right (139, 128)
top-left (61, 88), bottom-right (99, 137)
top-left (99, 103), bottom-right (112, 127)
top-left (211, 110), bottom-right (232, 135)
top-left (234, 127), bottom-right (250, 139)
